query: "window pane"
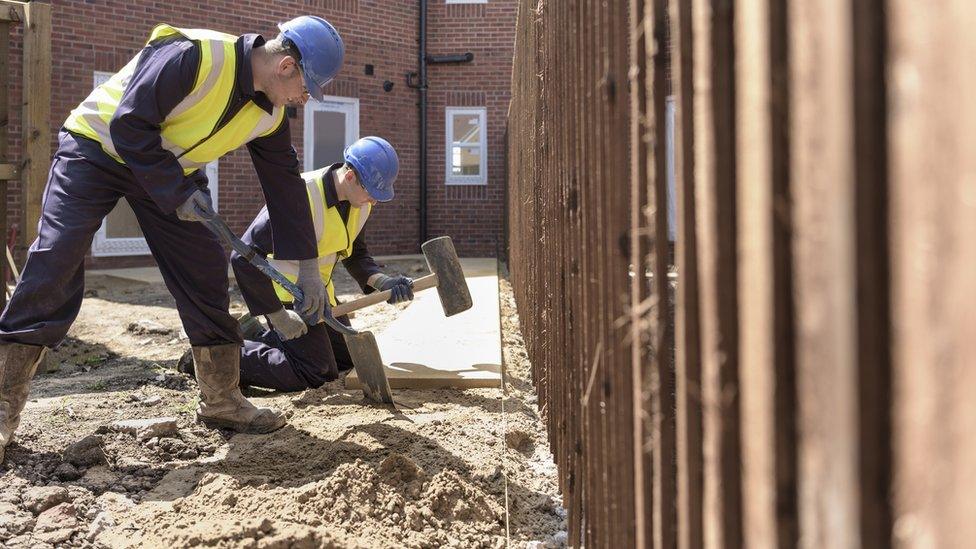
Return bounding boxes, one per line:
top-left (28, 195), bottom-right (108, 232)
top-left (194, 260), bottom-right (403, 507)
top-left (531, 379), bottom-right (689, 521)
top-left (452, 145), bottom-right (481, 176)
top-left (313, 110), bottom-right (346, 168)
top-left (452, 113), bottom-right (481, 145)
top-left (105, 201), bottom-right (143, 239)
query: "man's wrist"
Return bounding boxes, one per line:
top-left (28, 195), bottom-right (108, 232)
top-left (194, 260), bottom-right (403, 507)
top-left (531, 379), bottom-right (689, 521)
top-left (368, 273), bottom-right (392, 290)
top-left (265, 308), bottom-right (288, 322)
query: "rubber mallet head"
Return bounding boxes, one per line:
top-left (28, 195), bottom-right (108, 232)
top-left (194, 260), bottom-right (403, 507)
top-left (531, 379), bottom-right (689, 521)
top-left (421, 236), bottom-right (472, 317)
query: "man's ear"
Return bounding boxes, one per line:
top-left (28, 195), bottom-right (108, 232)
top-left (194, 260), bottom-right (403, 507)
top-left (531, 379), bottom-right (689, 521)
top-left (343, 169), bottom-right (357, 185)
top-left (278, 55), bottom-right (298, 75)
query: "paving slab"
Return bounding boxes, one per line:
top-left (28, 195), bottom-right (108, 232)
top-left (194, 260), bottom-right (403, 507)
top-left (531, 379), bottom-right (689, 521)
top-left (346, 257), bottom-right (501, 390)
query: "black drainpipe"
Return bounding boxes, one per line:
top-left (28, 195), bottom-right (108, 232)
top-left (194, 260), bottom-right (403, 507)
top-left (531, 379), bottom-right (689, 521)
top-left (407, 2), bottom-right (474, 250)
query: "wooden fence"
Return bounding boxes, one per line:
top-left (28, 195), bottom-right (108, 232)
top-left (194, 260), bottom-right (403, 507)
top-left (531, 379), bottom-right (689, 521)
top-left (507, 1), bottom-right (976, 547)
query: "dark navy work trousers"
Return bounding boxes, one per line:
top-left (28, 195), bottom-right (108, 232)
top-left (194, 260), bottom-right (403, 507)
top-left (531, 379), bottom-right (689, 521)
top-left (240, 322), bottom-right (354, 392)
top-left (233, 208), bottom-right (353, 392)
top-left (0, 130), bottom-right (240, 348)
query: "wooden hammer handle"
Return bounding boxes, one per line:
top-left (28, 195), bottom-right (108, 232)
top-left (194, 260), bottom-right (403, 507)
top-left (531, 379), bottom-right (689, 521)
top-left (332, 273), bottom-right (439, 317)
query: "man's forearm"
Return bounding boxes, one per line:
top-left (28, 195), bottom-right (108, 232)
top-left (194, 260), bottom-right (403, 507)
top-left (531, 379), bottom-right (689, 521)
top-left (248, 124), bottom-right (317, 260)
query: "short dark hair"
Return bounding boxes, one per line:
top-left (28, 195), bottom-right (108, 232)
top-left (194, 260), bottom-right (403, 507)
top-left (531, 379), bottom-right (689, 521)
top-left (266, 36), bottom-right (302, 63)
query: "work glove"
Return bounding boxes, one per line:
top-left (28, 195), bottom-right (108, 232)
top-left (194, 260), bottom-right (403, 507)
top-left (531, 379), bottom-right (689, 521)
top-left (265, 308), bottom-right (308, 341)
top-left (295, 259), bottom-right (328, 323)
top-left (371, 274), bottom-right (415, 304)
top-left (174, 189), bottom-right (215, 222)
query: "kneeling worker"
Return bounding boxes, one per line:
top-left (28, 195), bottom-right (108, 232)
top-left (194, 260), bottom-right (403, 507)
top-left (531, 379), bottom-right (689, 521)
top-left (179, 136), bottom-right (414, 391)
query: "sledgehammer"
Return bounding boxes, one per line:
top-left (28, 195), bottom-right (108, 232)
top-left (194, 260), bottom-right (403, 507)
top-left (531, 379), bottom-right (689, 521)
top-left (196, 209), bottom-right (357, 336)
top-left (334, 236), bottom-right (473, 405)
top-left (333, 236), bottom-right (473, 318)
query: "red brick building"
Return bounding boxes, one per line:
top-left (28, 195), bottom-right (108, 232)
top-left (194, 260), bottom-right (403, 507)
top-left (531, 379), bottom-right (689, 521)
top-left (5, 0), bottom-right (516, 268)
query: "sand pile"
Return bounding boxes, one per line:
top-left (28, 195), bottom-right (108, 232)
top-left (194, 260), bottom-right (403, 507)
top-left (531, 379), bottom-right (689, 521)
top-left (97, 452), bottom-right (506, 548)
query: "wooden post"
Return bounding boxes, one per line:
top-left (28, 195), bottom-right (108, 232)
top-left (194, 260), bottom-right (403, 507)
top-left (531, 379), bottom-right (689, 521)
top-left (629, 0), bottom-right (651, 546)
top-left (789, 0), bottom-right (859, 547)
top-left (852, 0), bottom-right (892, 546)
top-left (671, 0), bottom-right (705, 547)
top-left (735, 0), bottom-right (777, 545)
top-left (650, 1), bottom-right (676, 548)
top-left (19, 1), bottom-right (51, 250)
top-left (734, 0), bottom-right (799, 547)
top-left (691, 0), bottom-right (743, 546)
top-left (888, 2), bottom-right (976, 547)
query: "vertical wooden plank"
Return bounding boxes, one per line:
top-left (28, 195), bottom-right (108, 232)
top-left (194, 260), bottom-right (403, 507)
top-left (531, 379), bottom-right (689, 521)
top-left (734, 0), bottom-right (778, 546)
top-left (20, 2), bottom-right (51, 249)
top-left (789, 0), bottom-right (859, 547)
top-left (671, 0), bottom-right (705, 546)
top-left (692, 0), bottom-right (742, 546)
top-left (560, 4), bottom-right (584, 544)
top-left (630, 0), bottom-right (653, 546)
top-left (568, 3), bottom-right (586, 544)
top-left (767, 1), bottom-right (799, 546)
top-left (888, 2), bottom-right (976, 548)
top-left (734, 0), bottom-right (799, 547)
top-left (852, 0), bottom-right (891, 546)
top-left (612, 0), bottom-right (638, 541)
top-left (599, 0), bottom-right (613, 538)
top-left (577, 4), bottom-right (590, 543)
top-left (651, 0), bottom-right (676, 547)
top-left (582, 0), bottom-right (605, 544)
top-left (565, 3), bottom-right (584, 542)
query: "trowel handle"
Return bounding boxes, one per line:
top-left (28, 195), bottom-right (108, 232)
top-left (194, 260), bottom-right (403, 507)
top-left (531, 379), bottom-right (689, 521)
top-left (333, 273), bottom-right (438, 317)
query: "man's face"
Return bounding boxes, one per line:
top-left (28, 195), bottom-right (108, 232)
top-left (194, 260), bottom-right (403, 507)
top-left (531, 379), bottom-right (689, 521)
top-left (345, 170), bottom-right (377, 208)
top-left (268, 56), bottom-right (309, 108)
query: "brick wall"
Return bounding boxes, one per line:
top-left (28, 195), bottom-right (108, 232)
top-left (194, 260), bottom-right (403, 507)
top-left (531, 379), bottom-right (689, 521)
top-left (426, 0), bottom-right (516, 259)
top-left (2, 0), bottom-right (515, 270)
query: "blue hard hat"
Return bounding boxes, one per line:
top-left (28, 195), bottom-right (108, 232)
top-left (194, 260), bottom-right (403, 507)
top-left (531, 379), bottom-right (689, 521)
top-left (344, 137), bottom-right (399, 202)
top-left (277, 16), bottom-right (344, 101)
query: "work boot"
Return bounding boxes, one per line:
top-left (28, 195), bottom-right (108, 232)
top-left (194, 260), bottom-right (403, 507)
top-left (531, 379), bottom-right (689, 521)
top-left (0, 343), bottom-right (47, 463)
top-left (192, 344), bottom-right (285, 434)
top-left (176, 315), bottom-right (270, 378)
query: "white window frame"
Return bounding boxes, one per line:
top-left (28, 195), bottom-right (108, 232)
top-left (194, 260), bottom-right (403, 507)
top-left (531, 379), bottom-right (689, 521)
top-left (445, 107), bottom-right (488, 185)
top-left (303, 96), bottom-right (360, 172)
top-left (90, 71), bottom-right (219, 257)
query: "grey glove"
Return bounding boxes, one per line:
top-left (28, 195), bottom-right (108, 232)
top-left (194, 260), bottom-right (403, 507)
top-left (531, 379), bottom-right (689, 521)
top-left (265, 308), bottom-right (308, 341)
top-left (295, 259), bottom-right (327, 323)
top-left (175, 189), bottom-right (215, 222)
top-left (371, 273), bottom-right (415, 304)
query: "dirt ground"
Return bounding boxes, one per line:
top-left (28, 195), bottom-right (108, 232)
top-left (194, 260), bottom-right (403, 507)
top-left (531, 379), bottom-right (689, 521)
top-left (0, 260), bottom-right (566, 548)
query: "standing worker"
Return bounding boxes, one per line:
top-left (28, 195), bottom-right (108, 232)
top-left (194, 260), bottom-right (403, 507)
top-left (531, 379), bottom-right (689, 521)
top-left (0, 16), bottom-right (345, 462)
top-left (177, 137), bottom-right (414, 391)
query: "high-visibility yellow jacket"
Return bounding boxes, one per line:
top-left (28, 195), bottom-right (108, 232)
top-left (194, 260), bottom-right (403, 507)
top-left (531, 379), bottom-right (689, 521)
top-left (268, 168), bottom-right (372, 306)
top-left (64, 24), bottom-right (284, 175)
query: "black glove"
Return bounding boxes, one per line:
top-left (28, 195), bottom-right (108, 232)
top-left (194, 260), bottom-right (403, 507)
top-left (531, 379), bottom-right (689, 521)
top-left (374, 274), bottom-right (415, 304)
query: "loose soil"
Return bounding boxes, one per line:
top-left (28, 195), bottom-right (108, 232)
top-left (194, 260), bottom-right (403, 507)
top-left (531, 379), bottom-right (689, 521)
top-left (0, 260), bottom-right (565, 548)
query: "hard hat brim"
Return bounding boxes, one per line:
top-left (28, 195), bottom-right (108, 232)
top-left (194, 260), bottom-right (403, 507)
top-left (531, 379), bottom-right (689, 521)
top-left (369, 187), bottom-right (394, 203)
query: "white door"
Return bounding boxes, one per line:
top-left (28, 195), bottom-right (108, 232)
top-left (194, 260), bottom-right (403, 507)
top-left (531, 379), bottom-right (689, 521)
top-left (90, 73), bottom-right (220, 257)
top-left (303, 96), bottom-right (360, 172)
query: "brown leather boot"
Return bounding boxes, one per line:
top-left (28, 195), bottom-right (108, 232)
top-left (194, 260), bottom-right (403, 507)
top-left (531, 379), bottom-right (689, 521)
top-left (0, 343), bottom-right (47, 463)
top-left (192, 344), bottom-right (285, 434)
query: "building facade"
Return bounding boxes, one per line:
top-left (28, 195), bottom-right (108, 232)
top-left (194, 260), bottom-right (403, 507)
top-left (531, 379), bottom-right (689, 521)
top-left (4, 0), bottom-right (515, 268)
